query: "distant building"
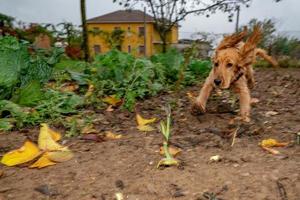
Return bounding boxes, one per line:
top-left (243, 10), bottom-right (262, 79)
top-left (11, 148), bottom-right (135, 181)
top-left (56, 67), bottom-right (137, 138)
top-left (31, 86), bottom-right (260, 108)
top-left (175, 39), bottom-right (213, 59)
top-left (86, 10), bottom-right (178, 57)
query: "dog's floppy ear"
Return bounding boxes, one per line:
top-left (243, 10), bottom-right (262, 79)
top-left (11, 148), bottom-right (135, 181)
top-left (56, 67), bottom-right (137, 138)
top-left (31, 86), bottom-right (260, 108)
top-left (216, 27), bottom-right (248, 51)
top-left (239, 25), bottom-right (262, 66)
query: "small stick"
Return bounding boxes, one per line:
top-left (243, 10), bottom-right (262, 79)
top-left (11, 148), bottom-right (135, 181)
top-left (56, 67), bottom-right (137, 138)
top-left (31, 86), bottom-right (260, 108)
top-left (276, 180), bottom-right (288, 200)
top-left (231, 127), bottom-right (239, 147)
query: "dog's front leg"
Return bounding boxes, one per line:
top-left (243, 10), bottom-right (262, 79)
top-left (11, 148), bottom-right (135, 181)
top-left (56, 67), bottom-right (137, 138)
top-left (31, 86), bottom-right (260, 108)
top-left (193, 71), bottom-right (214, 113)
top-left (233, 78), bottom-right (251, 122)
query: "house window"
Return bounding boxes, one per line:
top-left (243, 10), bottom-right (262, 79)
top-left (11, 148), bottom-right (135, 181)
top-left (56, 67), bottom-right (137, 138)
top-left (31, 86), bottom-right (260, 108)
top-left (128, 45), bottom-right (131, 53)
top-left (114, 27), bottom-right (121, 30)
top-left (93, 27), bottom-right (99, 31)
top-left (93, 45), bottom-right (101, 54)
top-left (127, 26), bottom-right (131, 31)
top-left (138, 45), bottom-right (145, 54)
top-left (138, 27), bottom-right (145, 36)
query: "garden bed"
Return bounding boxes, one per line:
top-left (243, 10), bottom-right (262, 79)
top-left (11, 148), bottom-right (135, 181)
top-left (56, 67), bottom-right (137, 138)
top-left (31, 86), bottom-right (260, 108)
top-left (0, 68), bottom-right (299, 200)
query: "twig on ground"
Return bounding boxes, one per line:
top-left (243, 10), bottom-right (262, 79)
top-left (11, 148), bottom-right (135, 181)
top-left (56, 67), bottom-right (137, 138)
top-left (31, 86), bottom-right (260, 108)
top-left (276, 180), bottom-right (288, 200)
top-left (231, 127), bottom-right (239, 147)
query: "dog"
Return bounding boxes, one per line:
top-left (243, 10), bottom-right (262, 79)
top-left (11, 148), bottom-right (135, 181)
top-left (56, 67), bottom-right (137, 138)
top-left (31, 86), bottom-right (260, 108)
top-left (192, 26), bottom-right (278, 122)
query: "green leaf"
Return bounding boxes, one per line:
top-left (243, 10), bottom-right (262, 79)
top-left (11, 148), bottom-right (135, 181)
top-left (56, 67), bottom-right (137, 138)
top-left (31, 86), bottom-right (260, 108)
top-left (12, 81), bottom-right (43, 106)
top-left (0, 118), bottom-right (14, 131)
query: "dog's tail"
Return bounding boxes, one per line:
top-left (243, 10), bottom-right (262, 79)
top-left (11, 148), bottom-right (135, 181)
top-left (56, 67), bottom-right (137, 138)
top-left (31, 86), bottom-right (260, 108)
top-left (255, 48), bottom-right (278, 67)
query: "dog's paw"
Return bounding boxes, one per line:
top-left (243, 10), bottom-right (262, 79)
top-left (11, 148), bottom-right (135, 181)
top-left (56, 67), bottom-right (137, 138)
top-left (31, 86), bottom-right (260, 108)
top-left (191, 102), bottom-right (206, 116)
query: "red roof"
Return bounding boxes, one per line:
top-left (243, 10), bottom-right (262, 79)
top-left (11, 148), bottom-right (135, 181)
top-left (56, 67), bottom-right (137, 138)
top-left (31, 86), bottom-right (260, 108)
top-left (87, 10), bottom-right (154, 24)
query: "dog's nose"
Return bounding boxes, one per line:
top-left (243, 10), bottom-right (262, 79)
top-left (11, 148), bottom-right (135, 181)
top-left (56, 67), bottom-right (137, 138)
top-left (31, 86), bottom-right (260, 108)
top-left (214, 79), bottom-right (222, 86)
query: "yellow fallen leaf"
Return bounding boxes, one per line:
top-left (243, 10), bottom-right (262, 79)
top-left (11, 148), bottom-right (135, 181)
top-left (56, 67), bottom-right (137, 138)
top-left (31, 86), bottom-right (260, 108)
top-left (102, 95), bottom-right (122, 106)
top-left (60, 82), bottom-right (79, 92)
top-left (136, 114), bottom-right (156, 126)
top-left (1, 140), bottom-right (41, 167)
top-left (159, 146), bottom-right (181, 157)
top-left (157, 158), bottom-right (179, 168)
top-left (260, 138), bottom-right (288, 148)
top-left (105, 131), bottom-right (122, 139)
top-left (81, 124), bottom-right (97, 134)
top-left (38, 123), bottom-right (66, 151)
top-left (137, 125), bottom-right (155, 132)
top-left (106, 105), bottom-right (114, 112)
top-left (47, 150), bottom-right (74, 162)
top-left (29, 154), bottom-right (56, 169)
top-left (186, 92), bottom-right (196, 102)
top-left (85, 84), bottom-right (94, 97)
top-left (48, 128), bottom-right (61, 142)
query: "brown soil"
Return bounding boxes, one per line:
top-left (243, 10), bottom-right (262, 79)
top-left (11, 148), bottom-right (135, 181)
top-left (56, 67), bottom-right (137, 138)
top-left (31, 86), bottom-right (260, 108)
top-left (0, 68), bottom-right (299, 200)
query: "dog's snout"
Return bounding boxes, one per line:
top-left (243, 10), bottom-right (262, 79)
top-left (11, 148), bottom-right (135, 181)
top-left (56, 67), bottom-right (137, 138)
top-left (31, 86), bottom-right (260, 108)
top-left (214, 79), bottom-right (222, 86)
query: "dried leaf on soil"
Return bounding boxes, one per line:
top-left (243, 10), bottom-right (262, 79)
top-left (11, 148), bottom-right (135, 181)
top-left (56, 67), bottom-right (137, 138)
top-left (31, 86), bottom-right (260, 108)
top-left (136, 114), bottom-right (156, 126)
top-left (1, 124), bottom-right (73, 169)
top-left (186, 92), bottom-right (196, 102)
top-left (159, 146), bottom-right (181, 157)
top-left (136, 114), bottom-right (156, 132)
top-left (260, 138), bottom-right (288, 147)
top-left (106, 105), bottom-right (114, 112)
top-left (105, 131), bottom-right (122, 139)
top-left (81, 124), bottom-right (97, 134)
top-left (137, 124), bottom-right (155, 132)
top-left (47, 151), bottom-right (74, 162)
top-left (157, 158), bottom-right (179, 168)
top-left (29, 154), bottom-right (56, 169)
top-left (84, 84), bottom-right (94, 97)
top-left (38, 123), bottom-right (66, 151)
top-left (265, 111), bottom-right (279, 117)
top-left (1, 140), bottom-right (41, 166)
top-left (60, 82), bottom-right (79, 92)
top-left (102, 95), bottom-right (122, 106)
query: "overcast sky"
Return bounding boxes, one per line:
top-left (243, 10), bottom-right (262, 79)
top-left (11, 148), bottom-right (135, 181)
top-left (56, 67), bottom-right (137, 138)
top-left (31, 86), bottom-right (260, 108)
top-left (0, 0), bottom-right (299, 38)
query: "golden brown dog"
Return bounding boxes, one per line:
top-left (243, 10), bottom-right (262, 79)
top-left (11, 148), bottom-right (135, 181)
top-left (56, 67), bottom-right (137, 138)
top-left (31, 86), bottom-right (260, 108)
top-left (193, 26), bottom-right (278, 122)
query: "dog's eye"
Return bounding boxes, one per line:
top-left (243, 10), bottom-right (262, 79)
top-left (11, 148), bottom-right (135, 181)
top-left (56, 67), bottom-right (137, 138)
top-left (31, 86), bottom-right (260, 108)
top-left (227, 63), bottom-right (233, 68)
top-left (214, 62), bottom-right (219, 67)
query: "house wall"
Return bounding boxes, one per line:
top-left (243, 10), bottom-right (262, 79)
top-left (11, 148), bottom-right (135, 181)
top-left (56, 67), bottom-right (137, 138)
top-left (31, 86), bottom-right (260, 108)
top-left (87, 23), bottom-right (178, 57)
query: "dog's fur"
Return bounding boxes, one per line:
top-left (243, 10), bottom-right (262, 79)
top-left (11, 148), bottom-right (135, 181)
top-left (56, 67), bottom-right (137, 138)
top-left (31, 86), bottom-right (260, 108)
top-left (193, 26), bottom-right (278, 122)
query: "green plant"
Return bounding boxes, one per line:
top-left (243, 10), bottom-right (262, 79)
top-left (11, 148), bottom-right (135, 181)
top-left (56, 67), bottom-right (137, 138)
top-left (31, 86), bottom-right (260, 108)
top-left (0, 36), bottom-right (63, 101)
top-left (157, 106), bottom-right (179, 168)
top-left (89, 50), bottom-right (167, 110)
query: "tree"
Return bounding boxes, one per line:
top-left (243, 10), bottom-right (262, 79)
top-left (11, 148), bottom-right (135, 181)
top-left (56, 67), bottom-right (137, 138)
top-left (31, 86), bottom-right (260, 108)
top-left (80, 0), bottom-right (89, 61)
top-left (0, 13), bottom-right (14, 27)
top-left (56, 22), bottom-right (82, 45)
top-left (114, 0), bottom-right (251, 52)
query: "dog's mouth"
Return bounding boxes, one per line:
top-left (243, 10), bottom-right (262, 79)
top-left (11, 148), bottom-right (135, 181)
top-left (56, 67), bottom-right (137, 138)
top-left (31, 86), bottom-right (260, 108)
top-left (214, 81), bottom-right (230, 89)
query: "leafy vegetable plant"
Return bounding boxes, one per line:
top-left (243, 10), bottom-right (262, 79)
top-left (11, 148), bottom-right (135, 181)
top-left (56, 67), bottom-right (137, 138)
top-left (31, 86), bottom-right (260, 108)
top-left (157, 106), bottom-right (179, 168)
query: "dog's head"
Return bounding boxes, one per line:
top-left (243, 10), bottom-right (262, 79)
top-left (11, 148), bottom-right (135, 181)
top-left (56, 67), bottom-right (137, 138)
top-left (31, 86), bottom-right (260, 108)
top-left (212, 26), bottom-right (261, 89)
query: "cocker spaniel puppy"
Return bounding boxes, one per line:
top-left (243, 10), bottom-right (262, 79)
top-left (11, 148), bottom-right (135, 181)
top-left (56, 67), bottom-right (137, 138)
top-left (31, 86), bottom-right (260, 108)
top-left (193, 26), bottom-right (277, 122)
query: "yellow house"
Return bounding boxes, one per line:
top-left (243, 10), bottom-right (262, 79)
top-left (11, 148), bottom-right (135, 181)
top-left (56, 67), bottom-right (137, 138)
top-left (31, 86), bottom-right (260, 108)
top-left (87, 10), bottom-right (178, 57)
